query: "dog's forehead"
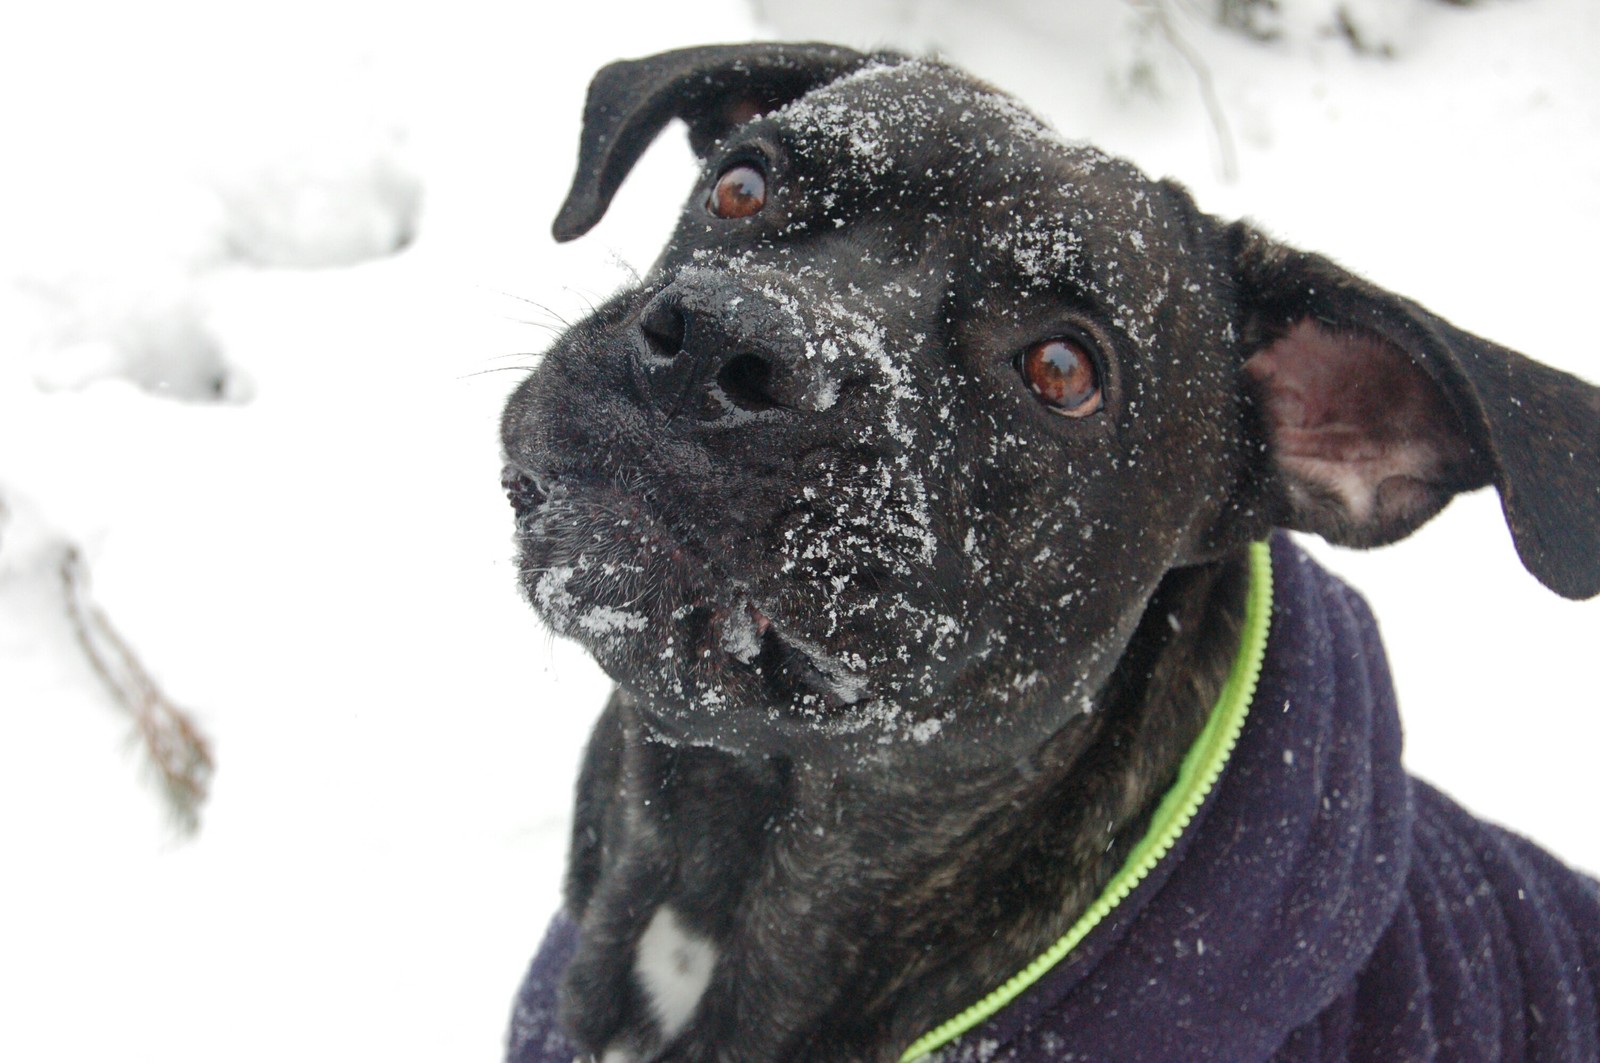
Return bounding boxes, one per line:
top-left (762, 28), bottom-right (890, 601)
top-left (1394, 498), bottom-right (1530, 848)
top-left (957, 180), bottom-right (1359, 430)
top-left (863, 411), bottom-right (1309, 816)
top-left (769, 60), bottom-right (1176, 292)
top-left (774, 60), bottom-right (1142, 198)
top-left (777, 61), bottom-right (1032, 156)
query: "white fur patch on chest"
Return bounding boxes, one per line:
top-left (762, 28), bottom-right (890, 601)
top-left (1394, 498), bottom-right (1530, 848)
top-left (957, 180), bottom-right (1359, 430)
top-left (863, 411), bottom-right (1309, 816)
top-left (633, 906), bottom-right (718, 1040)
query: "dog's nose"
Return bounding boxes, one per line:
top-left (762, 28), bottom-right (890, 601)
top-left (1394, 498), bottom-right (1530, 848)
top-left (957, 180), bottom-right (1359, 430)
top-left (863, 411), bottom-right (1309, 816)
top-left (634, 277), bottom-right (829, 417)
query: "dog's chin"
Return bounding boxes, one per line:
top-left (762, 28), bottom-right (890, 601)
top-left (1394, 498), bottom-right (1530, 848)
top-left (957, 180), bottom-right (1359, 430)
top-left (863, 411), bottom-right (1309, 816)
top-left (507, 470), bottom-right (885, 749)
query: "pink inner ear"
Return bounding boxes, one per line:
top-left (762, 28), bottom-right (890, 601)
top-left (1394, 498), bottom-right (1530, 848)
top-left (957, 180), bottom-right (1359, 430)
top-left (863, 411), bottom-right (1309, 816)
top-left (1244, 318), bottom-right (1476, 528)
top-left (723, 98), bottom-right (767, 126)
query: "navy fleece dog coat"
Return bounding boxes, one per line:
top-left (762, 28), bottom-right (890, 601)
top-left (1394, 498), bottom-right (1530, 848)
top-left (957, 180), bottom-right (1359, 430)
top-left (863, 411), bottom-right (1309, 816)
top-left (505, 535), bottom-right (1600, 1061)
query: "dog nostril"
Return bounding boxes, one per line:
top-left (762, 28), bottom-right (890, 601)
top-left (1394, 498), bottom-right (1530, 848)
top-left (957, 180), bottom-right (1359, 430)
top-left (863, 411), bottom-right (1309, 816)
top-left (716, 353), bottom-right (780, 411)
top-left (639, 298), bottom-right (686, 359)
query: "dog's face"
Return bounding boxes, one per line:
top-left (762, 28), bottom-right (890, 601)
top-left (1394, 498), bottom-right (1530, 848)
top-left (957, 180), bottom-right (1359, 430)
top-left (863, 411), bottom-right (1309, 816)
top-left (502, 45), bottom-right (1600, 766)
top-left (502, 58), bottom-right (1247, 761)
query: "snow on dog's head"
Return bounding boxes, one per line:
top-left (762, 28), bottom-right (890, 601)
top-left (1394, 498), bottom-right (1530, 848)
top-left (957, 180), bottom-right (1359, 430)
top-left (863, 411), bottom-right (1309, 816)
top-left (501, 43), bottom-right (1600, 769)
top-left (501, 47), bottom-right (1250, 767)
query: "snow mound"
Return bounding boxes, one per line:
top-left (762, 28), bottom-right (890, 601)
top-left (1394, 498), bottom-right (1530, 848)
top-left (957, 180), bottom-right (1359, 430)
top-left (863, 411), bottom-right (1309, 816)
top-left (0, 0), bottom-right (423, 401)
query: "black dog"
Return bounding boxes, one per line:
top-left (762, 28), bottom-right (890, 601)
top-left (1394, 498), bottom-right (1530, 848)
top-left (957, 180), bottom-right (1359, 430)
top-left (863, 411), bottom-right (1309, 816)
top-left (500, 43), bottom-right (1600, 1063)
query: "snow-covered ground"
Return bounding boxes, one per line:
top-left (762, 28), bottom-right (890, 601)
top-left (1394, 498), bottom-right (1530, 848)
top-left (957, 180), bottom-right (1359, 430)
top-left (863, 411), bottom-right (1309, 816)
top-left (1, 1), bottom-right (1595, 1059)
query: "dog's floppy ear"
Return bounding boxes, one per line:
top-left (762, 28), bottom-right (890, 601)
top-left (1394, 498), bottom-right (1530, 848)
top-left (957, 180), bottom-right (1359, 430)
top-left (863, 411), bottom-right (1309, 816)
top-left (1228, 221), bottom-right (1600, 600)
top-left (552, 42), bottom-right (872, 242)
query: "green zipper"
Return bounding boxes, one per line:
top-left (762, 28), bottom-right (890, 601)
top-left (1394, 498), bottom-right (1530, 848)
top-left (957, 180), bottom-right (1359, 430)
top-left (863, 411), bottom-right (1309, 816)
top-left (900, 541), bottom-right (1275, 1062)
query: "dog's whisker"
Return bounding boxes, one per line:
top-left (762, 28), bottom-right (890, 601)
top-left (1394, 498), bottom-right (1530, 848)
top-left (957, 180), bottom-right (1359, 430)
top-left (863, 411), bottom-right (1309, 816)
top-left (561, 285), bottom-right (604, 319)
top-left (458, 365), bottom-right (543, 380)
top-left (497, 315), bottom-right (568, 334)
top-left (485, 351), bottom-right (551, 362)
top-left (479, 285), bottom-right (579, 329)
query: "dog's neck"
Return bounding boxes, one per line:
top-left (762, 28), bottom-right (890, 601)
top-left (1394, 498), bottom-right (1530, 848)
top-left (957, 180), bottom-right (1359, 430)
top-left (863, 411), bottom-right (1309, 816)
top-left (561, 552), bottom-right (1250, 1063)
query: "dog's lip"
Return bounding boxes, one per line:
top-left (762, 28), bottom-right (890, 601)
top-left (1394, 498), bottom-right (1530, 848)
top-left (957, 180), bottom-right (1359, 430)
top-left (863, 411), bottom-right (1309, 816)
top-left (709, 596), bottom-right (866, 711)
top-left (501, 463), bottom-right (552, 513)
top-left (747, 611), bottom-right (871, 712)
top-left (507, 467), bottom-right (870, 711)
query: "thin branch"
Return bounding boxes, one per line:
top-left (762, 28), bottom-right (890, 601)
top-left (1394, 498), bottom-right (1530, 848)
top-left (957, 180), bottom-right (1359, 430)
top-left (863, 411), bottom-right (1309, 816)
top-left (60, 547), bottom-right (214, 835)
top-left (1138, 0), bottom-right (1241, 183)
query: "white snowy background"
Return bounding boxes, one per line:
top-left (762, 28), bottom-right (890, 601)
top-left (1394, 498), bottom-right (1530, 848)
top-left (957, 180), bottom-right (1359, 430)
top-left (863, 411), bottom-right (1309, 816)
top-left (1, 1), bottom-right (1595, 1059)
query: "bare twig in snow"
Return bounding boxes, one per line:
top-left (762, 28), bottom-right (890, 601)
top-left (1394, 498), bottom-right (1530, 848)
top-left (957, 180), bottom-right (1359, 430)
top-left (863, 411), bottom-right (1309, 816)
top-left (1135, 0), bottom-right (1241, 183)
top-left (60, 547), bottom-right (214, 835)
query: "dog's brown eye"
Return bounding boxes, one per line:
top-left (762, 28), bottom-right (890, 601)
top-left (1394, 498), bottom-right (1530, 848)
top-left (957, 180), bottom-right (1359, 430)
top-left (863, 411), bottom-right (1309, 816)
top-left (1019, 338), bottom-right (1102, 417)
top-left (707, 163), bottom-right (767, 219)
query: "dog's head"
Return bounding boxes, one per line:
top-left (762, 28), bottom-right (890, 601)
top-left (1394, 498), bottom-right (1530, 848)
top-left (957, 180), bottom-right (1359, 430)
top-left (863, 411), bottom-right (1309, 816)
top-left (502, 43), bottom-right (1600, 766)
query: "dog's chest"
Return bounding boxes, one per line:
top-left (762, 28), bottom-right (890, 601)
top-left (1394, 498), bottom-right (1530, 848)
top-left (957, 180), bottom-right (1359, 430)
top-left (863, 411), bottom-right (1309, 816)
top-left (632, 907), bottom-right (718, 1042)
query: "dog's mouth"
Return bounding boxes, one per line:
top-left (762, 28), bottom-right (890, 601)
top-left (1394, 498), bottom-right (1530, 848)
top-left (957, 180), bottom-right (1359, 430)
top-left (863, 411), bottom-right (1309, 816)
top-left (501, 464), bottom-right (868, 716)
top-left (705, 600), bottom-right (869, 713)
top-left (502, 463), bottom-right (551, 518)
